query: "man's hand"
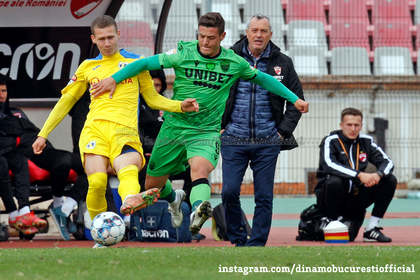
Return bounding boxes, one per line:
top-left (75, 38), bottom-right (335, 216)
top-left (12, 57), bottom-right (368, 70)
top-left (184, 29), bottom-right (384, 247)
top-left (90, 77), bottom-right (117, 99)
top-left (181, 98), bottom-right (199, 112)
top-left (32, 136), bottom-right (47, 155)
top-left (358, 172), bottom-right (381, 187)
top-left (294, 99), bottom-right (309, 113)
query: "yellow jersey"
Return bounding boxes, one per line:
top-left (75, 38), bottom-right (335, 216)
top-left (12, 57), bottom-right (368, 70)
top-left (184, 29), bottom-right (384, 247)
top-left (39, 49), bottom-right (182, 138)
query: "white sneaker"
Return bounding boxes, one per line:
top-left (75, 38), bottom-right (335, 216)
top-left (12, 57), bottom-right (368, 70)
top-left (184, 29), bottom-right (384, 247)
top-left (189, 201), bottom-right (212, 235)
top-left (168, 189), bottom-right (186, 228)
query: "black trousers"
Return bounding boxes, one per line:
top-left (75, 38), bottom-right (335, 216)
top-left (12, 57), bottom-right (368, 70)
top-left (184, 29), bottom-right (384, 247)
top-left (317, 174), bottom-right (397, 221)
top-left (29, 147), bottom-right (73, 198)
top-left (0, 155), bottom-right (18, 213)
top-left (67, 152), bottom-right (88, 203)
top-left (1, 151), bottom-right (30, 209)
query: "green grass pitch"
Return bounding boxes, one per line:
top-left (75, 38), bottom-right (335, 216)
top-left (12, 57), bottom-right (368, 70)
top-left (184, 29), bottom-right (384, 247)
top-left (0, 246), bottom-right (419, 280)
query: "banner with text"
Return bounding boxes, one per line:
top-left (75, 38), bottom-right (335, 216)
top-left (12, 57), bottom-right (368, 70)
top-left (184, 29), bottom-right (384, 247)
top-left (0, 0), bottom-right (113, 98)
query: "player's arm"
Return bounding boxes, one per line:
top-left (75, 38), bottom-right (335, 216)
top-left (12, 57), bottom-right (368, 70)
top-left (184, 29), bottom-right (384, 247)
top-left (33, 69), bottom-right (88, 154)
top-left (32, 94), bottom-right (79, 154)
top-left (138, 71), bottom-right (198, 113)
top-left (91, 55), bottom-right (161, 98)
top-left (252, 70), bottom-right (308, 113)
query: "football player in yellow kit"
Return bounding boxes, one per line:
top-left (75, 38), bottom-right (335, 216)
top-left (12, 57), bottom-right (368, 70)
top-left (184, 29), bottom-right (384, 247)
top-left (32, 16), bottom-right (199, 229)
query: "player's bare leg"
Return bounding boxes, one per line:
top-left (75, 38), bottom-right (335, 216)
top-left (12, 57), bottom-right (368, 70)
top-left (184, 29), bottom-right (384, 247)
top-left (114, 152), bottom-right (160, 215)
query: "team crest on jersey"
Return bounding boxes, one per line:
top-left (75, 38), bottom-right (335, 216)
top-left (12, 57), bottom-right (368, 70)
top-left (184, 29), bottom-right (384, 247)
top-left (119, 62), bottom-right (128, 69)
top-left (86, 140), bottom-right (96, 149)
top-left (359, 152), bottom-right (367, 162)
top-left (274, 66), bottom-right (282, 75)
top-left (67, 74), bottom-right (77, 85)
top-left (206, 63), bottom-right (215, 70)
top-left (220, 61), bottom-right (230, 72)
top-left (90, 77), bottom-right (100, 86)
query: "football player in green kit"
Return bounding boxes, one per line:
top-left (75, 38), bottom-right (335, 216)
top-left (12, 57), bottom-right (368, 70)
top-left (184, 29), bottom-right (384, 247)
top-left (92, 12), bottom-right (308, 235)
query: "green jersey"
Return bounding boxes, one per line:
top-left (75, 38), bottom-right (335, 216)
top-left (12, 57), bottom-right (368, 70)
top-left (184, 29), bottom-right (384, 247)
top-left (158, 40), bottom-right (258, 132)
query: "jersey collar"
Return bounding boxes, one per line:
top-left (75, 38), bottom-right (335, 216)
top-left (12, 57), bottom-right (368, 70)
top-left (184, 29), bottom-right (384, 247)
top-left (196, 43), bottom-right (222, 59)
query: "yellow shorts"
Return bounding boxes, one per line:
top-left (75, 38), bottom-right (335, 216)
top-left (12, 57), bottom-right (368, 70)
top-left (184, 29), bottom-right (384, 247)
top-left (79, 119), bottom-right (145, 169)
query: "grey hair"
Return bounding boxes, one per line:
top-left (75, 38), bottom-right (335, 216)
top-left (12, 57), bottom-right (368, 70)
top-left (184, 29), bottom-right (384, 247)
top-left (246, 14), bottom-right (272, 31)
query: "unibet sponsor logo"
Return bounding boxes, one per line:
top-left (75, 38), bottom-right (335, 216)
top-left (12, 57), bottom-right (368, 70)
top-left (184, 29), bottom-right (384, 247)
top-left (184, 68), bottom-right (233, 90)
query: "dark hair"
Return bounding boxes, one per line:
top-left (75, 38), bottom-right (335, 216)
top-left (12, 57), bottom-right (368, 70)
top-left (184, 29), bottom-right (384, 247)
top-left (341, 107), bottom-right (363, 121)
top-left (198, 12), bottom-right (225, 34)
top-left (90, 15), bottom-right (117, 34)
top-left (149, 70), bottom-right (167, 94)
top-left (0, 74), bottom-right (9, 86)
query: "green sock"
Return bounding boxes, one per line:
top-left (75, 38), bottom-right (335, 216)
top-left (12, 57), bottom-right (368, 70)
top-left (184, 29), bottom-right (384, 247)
top-left (159, 180), bottom-right (176, 203)
top-left (190, 183), bottom-right (210, 212)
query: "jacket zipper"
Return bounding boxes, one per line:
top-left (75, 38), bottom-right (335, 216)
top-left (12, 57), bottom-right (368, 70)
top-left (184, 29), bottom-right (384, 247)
top-left (250, 59), bottom-right (257, 139)
top-left (348, 142), bottom-right (355, 193)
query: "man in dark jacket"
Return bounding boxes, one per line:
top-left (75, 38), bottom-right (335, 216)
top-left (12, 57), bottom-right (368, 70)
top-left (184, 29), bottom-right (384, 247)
top-left (0, 75), bottom-right (78, 240)
top-left (220, 15), bottom-right (305, 246)
top-left (316, 107), bottom-right (396, 242)
top-left (0, 75), bottom-right (47, 235)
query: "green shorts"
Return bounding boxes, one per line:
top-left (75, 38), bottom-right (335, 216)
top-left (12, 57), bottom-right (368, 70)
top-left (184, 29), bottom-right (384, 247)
top-left (147, 124), bottom-right (220, 177)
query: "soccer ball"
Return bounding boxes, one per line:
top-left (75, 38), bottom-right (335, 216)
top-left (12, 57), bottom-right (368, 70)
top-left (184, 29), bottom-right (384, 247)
top-left (90, 212), bottom-right (126, 246)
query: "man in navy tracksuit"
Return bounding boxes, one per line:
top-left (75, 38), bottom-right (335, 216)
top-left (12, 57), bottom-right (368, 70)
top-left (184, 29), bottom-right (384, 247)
top-left (221, 15), bottom-right (304, 246)
top-left (316, 107), bottom-right (396, 242)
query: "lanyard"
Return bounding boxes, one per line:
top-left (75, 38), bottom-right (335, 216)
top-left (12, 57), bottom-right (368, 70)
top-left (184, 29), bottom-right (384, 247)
top-left (338, 138), bottom-right (360, 170)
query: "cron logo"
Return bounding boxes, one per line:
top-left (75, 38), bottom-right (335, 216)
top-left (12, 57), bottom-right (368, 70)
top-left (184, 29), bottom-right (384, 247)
top-left (71, 0), bottom-right (103, 19)
top-left (0, 43), bottom-right (80, 80)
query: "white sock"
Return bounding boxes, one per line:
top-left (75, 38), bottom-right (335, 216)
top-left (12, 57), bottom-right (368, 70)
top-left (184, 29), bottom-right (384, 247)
top-left (53, 196), bottom-right (64, 208)
top-left (123, 215), bottom-right (130, 227)
top-left (19, 206), bottom-right (30, 216)
top-left (61, 197), bottom-right (78, 217)
top-left (9, 210), bottom-right (19, 221)
top-left (366, 216), bottom-right (381, 231)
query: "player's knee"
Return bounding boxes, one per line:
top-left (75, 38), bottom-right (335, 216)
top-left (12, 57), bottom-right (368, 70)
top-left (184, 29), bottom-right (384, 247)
top-left (87, 172), bottom-right (107, 196)
top-left (190, 165), bottom-right (212, 179)
top-left (86, 172), bottom-right (107, 213)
